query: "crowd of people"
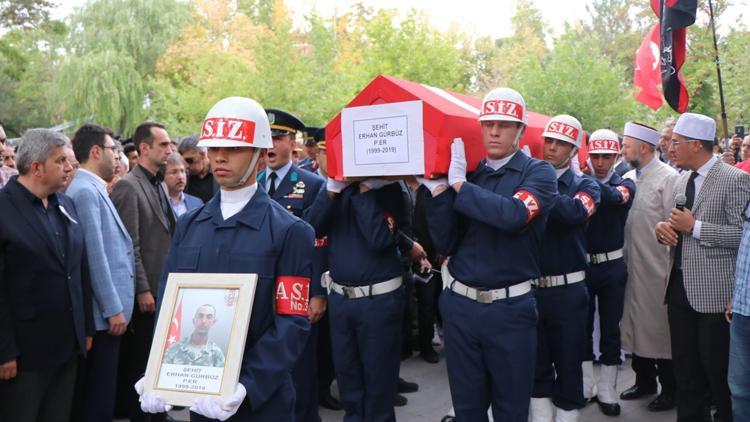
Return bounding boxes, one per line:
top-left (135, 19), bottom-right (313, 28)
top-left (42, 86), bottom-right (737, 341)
top-left (1, 85), bottom-right (750, 422)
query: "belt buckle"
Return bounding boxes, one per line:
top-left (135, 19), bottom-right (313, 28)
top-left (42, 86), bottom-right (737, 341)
top-left (539, 276), bottom-right (550, 288)
top-left (476, 290), bottom-right (493, 304)
top-left (342, 286), bottom-right (356, 299)
top-left (589, 254), bottom-right (599, 265)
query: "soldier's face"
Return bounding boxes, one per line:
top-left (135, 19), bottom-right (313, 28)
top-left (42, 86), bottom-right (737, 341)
top-left (543, 137), bottom-right (575, 169)
top-left (304, 145), bottom-right (317, 160)
top-left (266, 135), bottom-right (294, 170)
top-left (481, 120), bottom-right (520, 159)
top-left (589, 153), bottom-right (618, 179)
top-left (193, 306), bottom-right (216, 334)
top-left (208, 146), bottom-right (258, 189)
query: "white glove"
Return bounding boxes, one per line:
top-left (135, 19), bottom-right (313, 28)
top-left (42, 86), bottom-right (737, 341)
top-left (190, 383), bottom-right (247, 421)
top-left (448, 138), bottom-right (467, 187)
top-left (361, 178), bottom-right (396, 190)
top-left (134, 377), bottom-right (172, 414)
top-left (326, 178), bottom-right (350, 194)
top-left (415, 177), bottom-right (448, 195)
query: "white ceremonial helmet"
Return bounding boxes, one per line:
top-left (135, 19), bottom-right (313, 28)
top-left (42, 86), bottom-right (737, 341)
top-left (587, 129), bottom-right (621, 155)
top-left (542, 114), bottom-right (584, 149)
top-left (198, 97), bottom-right (272, 149)
top-left (479, 87), bottom-right (527, 126)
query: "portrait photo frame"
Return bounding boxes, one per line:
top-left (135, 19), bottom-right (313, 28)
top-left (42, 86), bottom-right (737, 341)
top-left (142, 273), bottom-right (257, 407)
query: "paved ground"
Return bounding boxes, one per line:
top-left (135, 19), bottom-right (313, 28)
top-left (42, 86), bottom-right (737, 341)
top-left (164, 349), bottom-right (676, 422)
top-left (316, 350), bottom-right (676, 422)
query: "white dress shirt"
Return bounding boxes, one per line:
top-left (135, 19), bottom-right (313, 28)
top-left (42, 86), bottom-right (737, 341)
top-left (265, 161), bottom-right (292, 192)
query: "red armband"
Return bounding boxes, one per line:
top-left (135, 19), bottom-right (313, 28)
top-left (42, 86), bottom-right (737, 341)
top-left (513, 190), bottom-right (541, 223)
top-left (314, 236), bottom-right (329, 248)
top-left (275, 276), bottom-right (310, 316)
top-left (574, 192), bottom-right (596, 218)
top-left (615, 185), bottom-right (631, 204)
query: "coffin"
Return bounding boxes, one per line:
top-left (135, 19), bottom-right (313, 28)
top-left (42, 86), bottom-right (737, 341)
top-left (325, 75), bottom-right (587, 179)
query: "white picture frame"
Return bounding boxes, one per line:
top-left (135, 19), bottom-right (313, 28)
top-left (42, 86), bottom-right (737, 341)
top-left (142, 273), bottom-right (257, 407)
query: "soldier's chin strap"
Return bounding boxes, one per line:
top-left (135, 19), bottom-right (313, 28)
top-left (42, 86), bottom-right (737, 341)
top-left (555, 147), bottom-right (579, 170)
top-left (233, 148), bottom-right (263, 188)
top-left (510, 124), bottom-right (526, 151)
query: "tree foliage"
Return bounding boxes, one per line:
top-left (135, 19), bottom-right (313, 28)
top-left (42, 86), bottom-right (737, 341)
top-left (2, 0), bottom-right (750, 140)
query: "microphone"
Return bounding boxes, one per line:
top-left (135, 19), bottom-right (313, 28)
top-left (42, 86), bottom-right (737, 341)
top-left (675, 193), bottom-right (687, 211)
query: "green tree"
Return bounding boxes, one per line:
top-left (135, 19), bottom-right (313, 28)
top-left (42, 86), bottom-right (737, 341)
top-left (53, 0), bottom-right (190, 135)
top-left (487, 0), bottom-right (548, 89)
top-left (0, 0), bottom-right (55, 29)
top-left (510, 26), bottom-right (638, 132)
top-left (0, 19), bottom-right (67, 134)
top-left (583, 0), bottom-right (650, 82)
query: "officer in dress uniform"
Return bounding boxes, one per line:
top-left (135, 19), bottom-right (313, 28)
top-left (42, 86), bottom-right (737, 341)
top-left (305, 131), bottom-right (343, 412)
top-left (305, 156), bottom-right (411, 421)
top-left (580, 130), bottom-right (636, 417)
top-left (424, 87), bottom-right (558, 422)
top-left (256, 109), bottom-right (327, 422)
top-left (135, 96), bottom-right (315, 421)
top-left (530, 115), bottom-right (601, 422)
top-left (299, 127), bottom-right (320, 174)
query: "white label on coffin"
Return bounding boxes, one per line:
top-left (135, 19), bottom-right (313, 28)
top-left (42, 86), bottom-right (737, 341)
top-left (342, 100), bottom-right (424, 177)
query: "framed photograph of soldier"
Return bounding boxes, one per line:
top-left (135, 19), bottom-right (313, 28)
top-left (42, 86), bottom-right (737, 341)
top-left (142, 273), bottom-right (257, 407)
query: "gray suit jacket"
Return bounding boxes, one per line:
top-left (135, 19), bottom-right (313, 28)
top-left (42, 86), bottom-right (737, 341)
top-left (110, 165), bottom-right (172, 295)
top-left (671, 159), bottom-right (750, 313)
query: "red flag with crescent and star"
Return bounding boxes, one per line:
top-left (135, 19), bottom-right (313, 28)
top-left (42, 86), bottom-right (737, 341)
top-left (165, 297), bottom-right (182, 350)
top-left (634, 24), bottom-right (664, 110)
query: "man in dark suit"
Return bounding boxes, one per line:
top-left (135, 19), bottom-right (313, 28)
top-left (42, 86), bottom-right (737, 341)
top-left (656, 113), bottom-right (750, 422)
top-left (0, 128), bottom-right (93, 422)
top-left (178, 134), bottom-right (217, 203)
top-left (257, 109), bottom-right (326, 422)
top-left (111, 121), bottom-right (175, 422)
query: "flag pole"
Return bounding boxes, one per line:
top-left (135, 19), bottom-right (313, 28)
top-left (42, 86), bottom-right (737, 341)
top-left (708, 0), bottom-right (729, 139)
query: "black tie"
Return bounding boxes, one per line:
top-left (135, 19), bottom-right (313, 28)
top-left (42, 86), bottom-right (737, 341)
top-left (268, 172), bottom-right (277, 197)
top-left (675, 171), bottom-right (699, 269)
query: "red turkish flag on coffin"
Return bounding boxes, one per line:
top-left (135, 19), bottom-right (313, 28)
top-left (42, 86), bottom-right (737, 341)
top-left (325, 75), bottom-right (586, 179)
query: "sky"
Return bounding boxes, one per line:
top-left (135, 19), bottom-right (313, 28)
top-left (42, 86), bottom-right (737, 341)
top-left (52, 0), bottom-right (750, 39)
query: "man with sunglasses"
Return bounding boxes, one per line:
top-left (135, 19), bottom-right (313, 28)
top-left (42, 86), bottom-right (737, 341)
top-left (178, 134), bottom-right (217, 203)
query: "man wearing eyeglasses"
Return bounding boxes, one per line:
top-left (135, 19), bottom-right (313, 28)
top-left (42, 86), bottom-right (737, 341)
top-left (655, 113), bottom-right (750, 422)
top-left (66, 123), bottom-right (135, 422)
top-left (178, 134), bottom-right (217, 203)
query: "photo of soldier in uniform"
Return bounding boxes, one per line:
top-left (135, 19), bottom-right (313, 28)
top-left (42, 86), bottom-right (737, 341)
top-left (163, 304), bottom-right (226, 368)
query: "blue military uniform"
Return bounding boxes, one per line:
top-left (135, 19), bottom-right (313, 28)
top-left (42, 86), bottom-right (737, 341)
top-left (532, 168), bottom-right (600, 412)
top-left (261, 108), bottom-right (328, 422)
top-left (427, 152), bottom-right (558, 421)
top-left (306, 181), bottom-right (408, 422)
top-left (156, 189), bottom-right (314, 421)
top-left (258, 164), bottom-right (327, 422)
top-left (584, 174), bottom-right (635, 365)
top-left (299, 126), bottom-right (321, 174)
